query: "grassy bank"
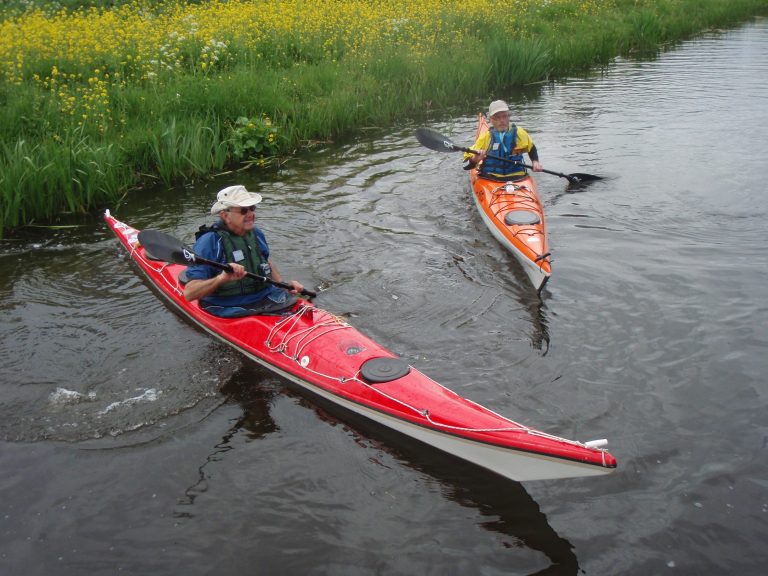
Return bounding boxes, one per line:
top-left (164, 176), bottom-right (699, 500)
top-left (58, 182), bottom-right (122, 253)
top-left (1, 0), bottom-right (766, 237)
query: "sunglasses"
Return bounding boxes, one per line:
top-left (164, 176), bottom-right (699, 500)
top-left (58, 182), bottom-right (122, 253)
top-left (228, 206), bottom-right (256, 215)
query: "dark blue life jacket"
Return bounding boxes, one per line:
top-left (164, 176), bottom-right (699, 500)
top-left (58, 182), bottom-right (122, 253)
top-left (196, 221), bottom-right (270, 296)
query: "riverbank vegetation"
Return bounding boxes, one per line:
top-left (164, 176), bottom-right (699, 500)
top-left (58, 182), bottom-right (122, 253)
top-left (1, 0), bottom-right (766, 236)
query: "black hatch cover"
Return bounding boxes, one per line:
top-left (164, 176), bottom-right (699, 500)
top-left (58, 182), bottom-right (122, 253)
top-left (360, 357), bottom-right (411, 383)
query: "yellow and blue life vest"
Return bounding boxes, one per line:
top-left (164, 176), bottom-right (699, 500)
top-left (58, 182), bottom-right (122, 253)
top-left (479, 126), bottom-right (526, 178)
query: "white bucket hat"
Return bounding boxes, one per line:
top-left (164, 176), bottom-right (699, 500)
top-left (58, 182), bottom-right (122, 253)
top-left (210, 185), bottom-right (263, 214)
top-left (488, 100), bottom-right (510, 117)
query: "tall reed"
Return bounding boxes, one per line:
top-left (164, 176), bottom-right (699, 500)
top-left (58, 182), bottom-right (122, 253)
top-left (485, 35), bottom-right (552, 90)
top-left (149, 116), bottom-right (228, 184)
top-left (0, 134), bottom-right (131, 237)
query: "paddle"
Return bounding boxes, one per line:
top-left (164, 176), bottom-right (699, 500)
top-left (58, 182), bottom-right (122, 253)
top-left (137, 229), bottom-right (317, 298)
top-left (415, 127), bottom-right (601, 184)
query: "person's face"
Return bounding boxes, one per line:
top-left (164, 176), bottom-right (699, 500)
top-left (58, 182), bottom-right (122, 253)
top-left (221, 205), bottom-right (256, 236)
top-left (490, 111), bottom-right (511, 131)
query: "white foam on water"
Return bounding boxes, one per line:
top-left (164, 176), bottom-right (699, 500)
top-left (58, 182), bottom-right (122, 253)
top-left (49, 387), bottom-right (97, 406)
top-left (98, 388), bottom-right (161, 416)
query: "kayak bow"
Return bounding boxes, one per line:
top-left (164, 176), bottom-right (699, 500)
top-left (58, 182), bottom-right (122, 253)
top-left (105, 210), bottom-right (616, 482)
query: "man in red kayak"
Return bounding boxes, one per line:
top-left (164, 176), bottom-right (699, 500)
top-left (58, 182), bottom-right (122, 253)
top-left (463, 100), bottom-right (544, 179)
top-left (183, 185), bottom-right (305, 317)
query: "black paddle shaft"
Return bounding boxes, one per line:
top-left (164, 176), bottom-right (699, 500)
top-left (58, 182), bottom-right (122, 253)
top-left (414, 127), bottom-right (601, 183)
top-left (137, 229), bottom-right (317, 298)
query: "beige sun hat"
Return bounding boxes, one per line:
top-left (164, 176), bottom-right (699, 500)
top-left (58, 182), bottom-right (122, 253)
top-left (210, 185), bottom-right (263, 214)
top-left (488, 100), bottom-right (510, 117)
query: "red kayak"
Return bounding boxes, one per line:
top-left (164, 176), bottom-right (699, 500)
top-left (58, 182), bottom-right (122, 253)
top-left (105, 210), bottom-right (616, 481)
top-left (469, 114), bottom-right (552, 292)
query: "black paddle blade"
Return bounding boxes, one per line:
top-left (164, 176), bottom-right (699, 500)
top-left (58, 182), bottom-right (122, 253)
top-left (566, 173), bottom-right (602, 183)
top-left (137, 229), bottom-right (194, 265)
top-left (415, 127), bottom-right (460, 153)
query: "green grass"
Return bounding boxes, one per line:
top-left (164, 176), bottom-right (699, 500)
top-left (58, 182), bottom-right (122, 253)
top-left (485, 35), bottom-right (552, 89)
top-left (0, 134), bottom-right (130, 236)
top-left (1, 0), bottom-right (767, 237)
top-left (149, 116), bottom-right (229, 184)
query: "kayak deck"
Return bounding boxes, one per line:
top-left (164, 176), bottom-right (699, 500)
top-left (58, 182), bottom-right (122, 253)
top-left (469, 114), bottom-right (552, 292)
top-left (105, 211), bottom-right (615, 482)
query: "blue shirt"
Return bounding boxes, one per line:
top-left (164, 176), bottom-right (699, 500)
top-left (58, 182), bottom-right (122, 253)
top-left (186, 225), bottom-right (284, 308)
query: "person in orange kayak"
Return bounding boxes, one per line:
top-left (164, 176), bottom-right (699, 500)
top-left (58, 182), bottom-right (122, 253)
top-left (463, 100), bottom-right (544, 179)
top-left (183, 185), bottom-right (305, 317)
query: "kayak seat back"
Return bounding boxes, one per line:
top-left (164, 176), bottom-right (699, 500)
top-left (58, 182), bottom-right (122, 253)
top-left (478, 173), bottom-right (529, 183)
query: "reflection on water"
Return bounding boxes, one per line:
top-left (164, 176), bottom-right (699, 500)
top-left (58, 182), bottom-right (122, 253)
top-left (176, 379), bottom-right (280, 514)
top-left (174, 362), bottom-right (579, 574)
top-left (388, 444), bottom-right (579, 575)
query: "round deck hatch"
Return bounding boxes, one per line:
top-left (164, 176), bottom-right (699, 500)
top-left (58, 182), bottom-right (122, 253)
top-left (360, 357), bottom-right (411, 383)
top-left (504, 210), bottom-right (540, 226)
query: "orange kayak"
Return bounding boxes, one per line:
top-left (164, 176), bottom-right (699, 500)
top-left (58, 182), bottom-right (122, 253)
top-left (469, 114), bottom-right (552, 292)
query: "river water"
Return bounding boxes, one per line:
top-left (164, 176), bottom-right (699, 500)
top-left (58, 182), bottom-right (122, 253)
top-left (2, 18), bottom-right (767, 576)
